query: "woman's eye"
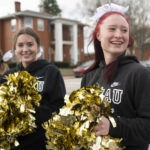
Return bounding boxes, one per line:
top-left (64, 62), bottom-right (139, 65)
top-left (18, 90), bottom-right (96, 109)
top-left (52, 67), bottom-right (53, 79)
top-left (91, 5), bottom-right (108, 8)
top-left (27, 42), bottom-right (33, 47)
top-left (18, 44), bottom-right (23, 47)
top-left (109, 28), bottom-right (115, 31)
top-left (122, 29), bottom-right (127, 33)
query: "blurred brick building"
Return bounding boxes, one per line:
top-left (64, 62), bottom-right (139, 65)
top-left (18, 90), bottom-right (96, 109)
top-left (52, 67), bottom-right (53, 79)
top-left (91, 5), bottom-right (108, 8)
top-left (0, 1), bottom-right (90, 65)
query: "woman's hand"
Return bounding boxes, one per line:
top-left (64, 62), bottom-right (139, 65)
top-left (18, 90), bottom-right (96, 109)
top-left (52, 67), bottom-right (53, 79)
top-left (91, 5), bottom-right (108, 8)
top-left (93, 116), bottom-right (110, 136)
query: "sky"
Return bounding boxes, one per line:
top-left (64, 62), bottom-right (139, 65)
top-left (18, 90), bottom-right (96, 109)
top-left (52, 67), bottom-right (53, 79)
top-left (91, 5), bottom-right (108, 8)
top-left (0, 0), bottom-right (82, 19)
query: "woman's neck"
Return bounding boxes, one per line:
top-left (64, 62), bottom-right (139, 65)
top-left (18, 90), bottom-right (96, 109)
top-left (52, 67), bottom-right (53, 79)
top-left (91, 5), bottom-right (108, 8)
top-left (22, 62), bottom-right (31, 68)
top-left (104, 55), bottom-right (118, 65)
top-left (104, 52), bottom-right (124, 65)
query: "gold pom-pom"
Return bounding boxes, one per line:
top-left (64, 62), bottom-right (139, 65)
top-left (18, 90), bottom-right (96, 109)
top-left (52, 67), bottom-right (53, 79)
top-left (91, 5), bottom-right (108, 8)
top-left (0, 71), bottom-right (41, 150)
top-left (43, 84), bottom-right (123, 150)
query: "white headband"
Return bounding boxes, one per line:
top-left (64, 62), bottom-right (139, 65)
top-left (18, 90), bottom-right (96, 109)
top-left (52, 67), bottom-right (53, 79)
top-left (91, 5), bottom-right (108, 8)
top-left (3, 50), bottom-right (13, 62)
top-left (37, 47), bottom-right (43, 59)
top-left (92, 3), bottom-right (129, 21)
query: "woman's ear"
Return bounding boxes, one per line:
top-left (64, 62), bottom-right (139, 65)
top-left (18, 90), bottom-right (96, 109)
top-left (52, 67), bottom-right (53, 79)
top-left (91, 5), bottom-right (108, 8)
top-left (96, 32), bottom-right (101, 42)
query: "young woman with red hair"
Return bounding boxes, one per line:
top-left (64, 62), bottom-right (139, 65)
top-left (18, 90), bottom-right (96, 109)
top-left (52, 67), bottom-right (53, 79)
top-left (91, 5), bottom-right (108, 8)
top-left (81, 3), bottom-right (150, 150)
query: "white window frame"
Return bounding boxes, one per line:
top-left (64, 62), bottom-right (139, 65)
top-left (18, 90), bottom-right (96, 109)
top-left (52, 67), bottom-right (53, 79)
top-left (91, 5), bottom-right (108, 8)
top-left (37, 46), bottom-right (44, 59)
top-left (10, 19), bottom-right (16, 31)
top-left (37, 19), bottom-right (44, 31)
top-left (24, 17), bottom-right (33, 28)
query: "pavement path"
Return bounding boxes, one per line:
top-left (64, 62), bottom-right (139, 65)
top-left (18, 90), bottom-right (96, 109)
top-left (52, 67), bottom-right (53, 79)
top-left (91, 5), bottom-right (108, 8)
top-left (63, 76), bottom-right (81, 94)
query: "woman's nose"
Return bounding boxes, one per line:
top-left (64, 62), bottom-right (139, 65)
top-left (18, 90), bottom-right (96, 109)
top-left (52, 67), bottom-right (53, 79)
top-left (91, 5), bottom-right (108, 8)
top-left (114, 30), bottom-right (122, 37)
top-left (22, 45), bottom-right (28, 51)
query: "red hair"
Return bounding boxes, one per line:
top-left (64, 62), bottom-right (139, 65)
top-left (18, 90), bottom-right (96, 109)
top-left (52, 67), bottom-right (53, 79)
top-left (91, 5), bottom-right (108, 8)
top-left (84, 11), bottom-right (134, 84)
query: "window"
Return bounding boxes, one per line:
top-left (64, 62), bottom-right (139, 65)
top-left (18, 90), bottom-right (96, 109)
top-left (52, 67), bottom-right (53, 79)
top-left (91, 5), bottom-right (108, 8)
top-left (10, 19), bottom-right (16, 31)
top-left (37, 19), bottom-right (44, 31)
top-left (24, 17), bottom-right (33, 28)
top-left (50, 24), bottom-right (55, 41)
top-left (69, 26), bottom-right (73, 40)
top-left (63, 25), bottom-right (72, 41)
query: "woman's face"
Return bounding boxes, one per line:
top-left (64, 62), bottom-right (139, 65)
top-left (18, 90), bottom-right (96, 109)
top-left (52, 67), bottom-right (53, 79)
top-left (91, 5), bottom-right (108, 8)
top-left (97, 14), bottom-right (129, 59)
top-left (15, 34), bottom-right (39, 68)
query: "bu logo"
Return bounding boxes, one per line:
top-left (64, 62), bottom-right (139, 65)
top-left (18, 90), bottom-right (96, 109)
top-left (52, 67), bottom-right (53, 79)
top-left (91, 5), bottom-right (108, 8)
top-left (36, 81), bottom-right (44, 92)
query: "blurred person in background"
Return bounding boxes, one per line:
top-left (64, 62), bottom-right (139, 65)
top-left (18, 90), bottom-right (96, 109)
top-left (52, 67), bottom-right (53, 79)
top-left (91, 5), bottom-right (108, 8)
top-left (0, 49), bottom-right (12, 76)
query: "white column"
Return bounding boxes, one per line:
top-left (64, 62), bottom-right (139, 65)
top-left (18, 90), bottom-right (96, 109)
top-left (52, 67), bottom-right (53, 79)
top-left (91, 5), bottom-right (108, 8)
top-left (54, 22), bottom-right (63, 62)
top-left (72, 24), bottom-right (78, 65)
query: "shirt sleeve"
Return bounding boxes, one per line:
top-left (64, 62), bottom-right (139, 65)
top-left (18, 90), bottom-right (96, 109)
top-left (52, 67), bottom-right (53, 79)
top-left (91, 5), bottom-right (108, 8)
top-left (109, 67), bottom-right (150, 145)
top-left (35, 66), bottom-right (66, 125)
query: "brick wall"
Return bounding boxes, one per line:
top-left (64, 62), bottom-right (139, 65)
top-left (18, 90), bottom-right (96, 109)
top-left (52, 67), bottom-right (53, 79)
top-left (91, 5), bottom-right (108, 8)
top-left (63, 45), bottom-right (71, 62)
top-left (134, 48), bottom-right (150, 60)
top-left (34, 18), bottom-right (50, 60)
top-left (2, 19), bottom-right (15, 53)
top-left (143, 49), bottom-right (150, 60)
top-left (63, 24), bottom-right (71, 41)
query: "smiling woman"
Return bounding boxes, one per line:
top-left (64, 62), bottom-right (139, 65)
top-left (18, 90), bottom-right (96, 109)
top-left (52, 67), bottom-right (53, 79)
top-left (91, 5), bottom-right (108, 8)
top-left (15, 34), bottom-right (39, 67)
top-left (0, 27), bottom-right (66, 150)
top-left (81, 3), bottom-right (150, 150)
top-left (96, 13), bottom-right (129, 65)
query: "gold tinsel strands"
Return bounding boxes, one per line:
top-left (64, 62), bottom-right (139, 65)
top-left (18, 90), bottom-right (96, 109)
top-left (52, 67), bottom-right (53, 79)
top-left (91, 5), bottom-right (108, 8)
top-left (43, 84), bottom-right (123, 150)
top-left (0, 71), bottom-right (41, 150)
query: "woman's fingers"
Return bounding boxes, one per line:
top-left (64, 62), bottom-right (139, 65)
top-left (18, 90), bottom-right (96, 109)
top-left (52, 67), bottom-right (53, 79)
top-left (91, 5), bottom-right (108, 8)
top-left (93, 116), bottom-right (110, 136)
